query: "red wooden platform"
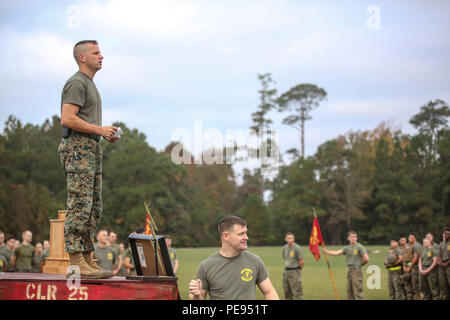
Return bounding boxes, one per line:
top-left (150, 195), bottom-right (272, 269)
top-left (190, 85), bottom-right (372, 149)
top-left (0, 273), bottom-right (179, 300)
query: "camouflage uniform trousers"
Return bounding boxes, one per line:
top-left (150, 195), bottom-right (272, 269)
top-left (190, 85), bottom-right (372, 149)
top-left (58, 133), bottom-right (103, 254)
top-left (388, 268), bottom-right (404, 300)
top-left (347, 268), bottom-right (364, 300)
top-left (398, 269), bottom-right (408, 299)
top-left (420, 267), bottom-right (439, 300)
top-left (438, 265), bottom-right (450, 300)
top-left (404, 263), bottom-right (420, 300)
top-left (283, 269), bottom-right (304, 300)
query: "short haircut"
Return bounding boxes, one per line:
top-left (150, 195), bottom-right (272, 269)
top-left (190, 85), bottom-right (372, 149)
top-left (425, 232), bottom-right (433, 236)
top-left (97, 229), bottom-right (108, 236)
top-left (22, 230), bottom-right (31, 239)
top-left (73, 40), bottom-right (98, 63)
top-left (285, 232), bottom-right (294, 237)
top-left (348, 231), bottom-right (357, 237)
top-left (166, 235), bottom-right (172, 239)
top-left (409, 232), bottom-right (417, 238)
top-left (6, 235), bottom-right (16, 242)
top-left (218, 215), bottom-right (247, 235)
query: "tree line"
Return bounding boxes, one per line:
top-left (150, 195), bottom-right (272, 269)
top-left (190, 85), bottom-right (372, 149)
top-left (0, 77), bottom-right (449, 246)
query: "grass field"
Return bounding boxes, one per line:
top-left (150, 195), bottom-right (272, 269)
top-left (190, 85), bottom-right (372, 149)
top-left (175, 245), bottom-right (392, 300)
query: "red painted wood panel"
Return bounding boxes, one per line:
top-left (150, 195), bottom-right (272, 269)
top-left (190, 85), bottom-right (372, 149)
top-left (0, 273), bottom-right (178, 300)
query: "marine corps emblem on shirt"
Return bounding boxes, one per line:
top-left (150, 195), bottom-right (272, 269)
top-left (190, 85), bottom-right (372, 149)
top-left (240, 268), bottom-right (253, 282)
top-left (289, 251), bottom-right (294, 258)
top-left (427, 251), bottom-right (432, 258)
top-left (353, 249), bottom-right (358, 255)
top-left (107, 252), bottom-right (113, 260)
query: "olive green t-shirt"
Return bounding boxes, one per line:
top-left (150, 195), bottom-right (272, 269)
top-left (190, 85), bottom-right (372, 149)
top-left (31, 253), bottom-right (42, 273)
top-left (93, 245), bottom-right (117, 271)
top-left (0, 247), bottom-right (15, 272)
top-left (282, 243), bottom-right (303, 269)
top-left (61, 71), bottom-right (102, 126)
top-left (168, 247), bottom-right (178, 270)
top-left (109, 244), bottom-right (121, 268)
top-left (110, 244), bottom-right (121, 256)
top-left (341, 243), bottom-right (367, 269)
top-left (0, 255), bottom-right (7, 272)
top-left (13, 243), bottom-right (35, 272)
top-left (439, 240), bottom-right (450, 261)
top-left (40, 249), bottom-right (49, 263)
top-left (421, 247), bottom-right (437, 269)
top-left (196, 250), bottom-right (270, 300)
top-left (123, 247), bottom-right (136, 276)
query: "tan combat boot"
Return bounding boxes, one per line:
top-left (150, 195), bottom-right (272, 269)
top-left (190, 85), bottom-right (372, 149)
top-left (83, 251), bottom-right (102, 271)
top-left (82, 251), bottom-right (114, 279)
top-left (66, 252), bottom-right (113, 279)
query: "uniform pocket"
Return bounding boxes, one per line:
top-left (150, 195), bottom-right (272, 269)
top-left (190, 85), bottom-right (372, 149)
top-left (59, 138), bottom-right (96, 173)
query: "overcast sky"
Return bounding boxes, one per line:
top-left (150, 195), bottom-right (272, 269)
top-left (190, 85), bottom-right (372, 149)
top-left (1, 0), bottom-right (449, 177)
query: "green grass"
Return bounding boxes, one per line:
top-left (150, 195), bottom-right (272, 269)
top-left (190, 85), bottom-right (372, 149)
top-left (175, 245), bottom-right (391, 300)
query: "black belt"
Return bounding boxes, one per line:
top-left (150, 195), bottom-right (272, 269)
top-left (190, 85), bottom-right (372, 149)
top-left (70, 130), bottom-right (101, 142)
top-left (285, 267), bottom-right (300, 271)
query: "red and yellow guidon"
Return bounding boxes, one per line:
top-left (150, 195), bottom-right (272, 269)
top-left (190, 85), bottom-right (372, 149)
top-left (310, 226), bottom-right (319, 245)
